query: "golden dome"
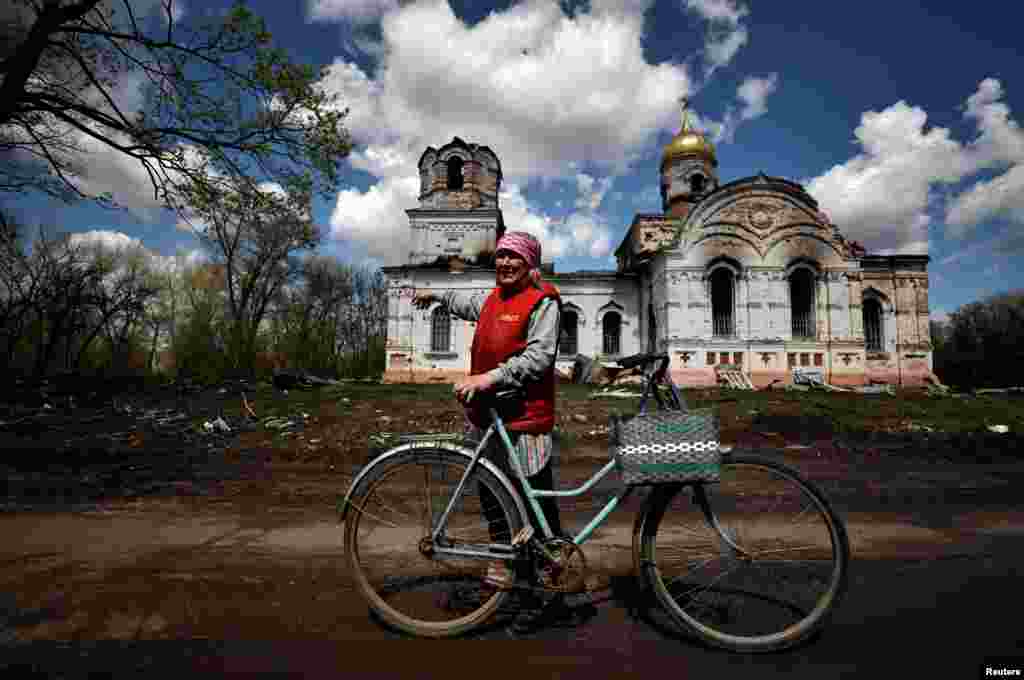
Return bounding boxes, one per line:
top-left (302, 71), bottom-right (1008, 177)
top-left (661, 98), bottom-right (717, 168)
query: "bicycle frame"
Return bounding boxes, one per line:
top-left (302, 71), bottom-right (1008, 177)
top-left (428, 357), bottom-right (684, 562)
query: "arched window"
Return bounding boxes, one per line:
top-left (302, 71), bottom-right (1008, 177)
top-left (789, 268), bottom-right (816, 339)
top-left (446, 157), bottom-right (464, 190)
top-left (711, 268), bottom-right (735, 337)
top-left (690, 174), bottom-right (706, 194)
top-left (430, 307), bottom-right (450, 352)
top-left (560, 309), bottom-right (578, 357)
top-left (863, 298), bottom-right (884, 352)
top-left (602, 312), bottom-right (621, 355)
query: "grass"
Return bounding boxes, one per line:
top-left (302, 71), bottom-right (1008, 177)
top-left (197, 381), bottom-right (1024, 465)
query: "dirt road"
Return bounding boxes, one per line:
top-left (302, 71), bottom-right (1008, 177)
top-left (2, 446), bottom-right (1023, 679)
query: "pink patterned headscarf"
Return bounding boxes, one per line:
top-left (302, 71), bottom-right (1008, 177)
top-left (495, 231), bottom-right (541, 269)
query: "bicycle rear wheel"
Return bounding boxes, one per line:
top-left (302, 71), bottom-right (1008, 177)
top-left (640, 451), bottom-right (849, 652)
top-left (343, 447), bottom-right (524, 637)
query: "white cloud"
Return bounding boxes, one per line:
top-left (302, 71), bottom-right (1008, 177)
top-left (945, 163), bottom-right (1024, 229)
top-left (498, 184), bottom-right (613, 261)
top-left (806, 78), bottom-right (1024, 254)
top-left (66, 229), bottom-right (204, 275)
top-left (964, 78), bottom-right (1024, 166)
top-left (574, 173), bottom-right (615, 211)
top-left (684, 0), bottom-right (750, 79)
top-left (736, 74), bottom-right (778, 120)
top-left (318, 0), bottom-right (689, 178)
top-left (943, 78), bottom-right (1024, 231)
top-left (324, 0), bottom-right (692, 263)
top-left (590, 0), bottom-right (657, 15)
top-left (328, 175), bottom-right (420, 263)
top-left (805, 97), bottom-right (974, 254)
top-left (714, 73), bottom-right (778, 142)
top-left (685, 0), bottom-right (748, 23)
top-left (68, 230), bottom-right (143, 253)
top-left (307, 0), bottom-right (399, 24)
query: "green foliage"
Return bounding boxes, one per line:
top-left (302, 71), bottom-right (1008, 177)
top-left (268, 256), bottom-right (386, 380)
top-left (1, 0), bottom-right (352, 207)
top-left (934, 289), bottom-right (1024, 389)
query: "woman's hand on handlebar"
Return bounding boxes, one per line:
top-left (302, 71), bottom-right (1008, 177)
top-left (454, 373), bottom-right (497, 406)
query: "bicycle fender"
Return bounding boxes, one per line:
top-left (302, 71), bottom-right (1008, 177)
top-left (337, 441), bottom-right (531, 529)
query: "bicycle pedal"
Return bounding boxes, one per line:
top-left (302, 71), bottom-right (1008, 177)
top-left (512, 526), bottom-right (535, 547)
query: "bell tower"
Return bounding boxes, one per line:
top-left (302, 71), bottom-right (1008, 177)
top-left (407, 137), bottom-right (505, 268)
top-left (660, 97), bottom-right (719, 219)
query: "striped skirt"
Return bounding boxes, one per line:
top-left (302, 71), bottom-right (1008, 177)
top-left (465, 423), bottom-right (553, 478)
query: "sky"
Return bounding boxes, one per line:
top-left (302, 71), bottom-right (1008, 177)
top-left (7, 0), bottom-right (1024, 323)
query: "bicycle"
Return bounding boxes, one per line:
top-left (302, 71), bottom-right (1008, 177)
top-left (339, 353), bottom-right (850, 652)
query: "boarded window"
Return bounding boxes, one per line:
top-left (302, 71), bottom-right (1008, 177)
top-left (447, 157), bottom-right (464, 190)
top-left (711, 268), bottom-right (735, 337)
top-left (788, 353), bottom-right (797, 368)
top-left (814, 353), bottom-right (824, 367)
top-left (863, 298), bottom-right (883, 352)
top-left (800, 352), bottom-right (810, 367)
top-left (431, 307), bottom-right (450, 352)
top-left (708, 352), bottom-right (716, 365)
top-left (560, 309), bottom-right (579, 357)
top-left (602, 312), bottom-right (621, 355)
top-left (734, 352), bottom-right (743, 366)
top-left (789, 268), bottom-right (816, 339)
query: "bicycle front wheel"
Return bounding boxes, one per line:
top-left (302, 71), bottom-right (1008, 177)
top-left (343, 447), bottom-right (524, 637)
top-left (640, 452), bottom-right (849, 652)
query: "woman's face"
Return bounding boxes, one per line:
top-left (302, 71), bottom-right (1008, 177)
top-left (495, 249), bottom-right (530, 290)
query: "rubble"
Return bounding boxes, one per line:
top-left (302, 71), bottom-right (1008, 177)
top-left (589, 388), bottom-right (643, 399)
top-left (976, 387), bottom-right (1024, 395)
top-left (855, 385), bottom-right (896, 396)
top-left (271, 369), bottom-right (342, 392)
top-left (717, 368), bottom-right (755, 390)
top-left (988, 425), bottom-right (1010, 434)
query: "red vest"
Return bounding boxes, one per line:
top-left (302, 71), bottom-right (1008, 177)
top-left (469, 281), bottom-right (561, 433)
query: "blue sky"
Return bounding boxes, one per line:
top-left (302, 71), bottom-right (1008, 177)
top-left (7, 0), bottom-right (1024, 322)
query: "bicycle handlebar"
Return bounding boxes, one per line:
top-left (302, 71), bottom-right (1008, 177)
top-left (616, 352), bottom-right (670, 372)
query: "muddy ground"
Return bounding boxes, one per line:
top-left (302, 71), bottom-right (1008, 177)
top-left (1, 382), bottom-right (1022, 678)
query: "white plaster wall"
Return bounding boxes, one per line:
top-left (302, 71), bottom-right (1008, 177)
top-left (826, 274), bottom-right (852, 339)
top-left (393, 270), bottom-right (496, 372)
top-left (553, 277), bottom-right (640, 358)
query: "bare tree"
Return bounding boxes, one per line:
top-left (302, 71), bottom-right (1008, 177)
top-left (188, 179), bottom-right (317, 375)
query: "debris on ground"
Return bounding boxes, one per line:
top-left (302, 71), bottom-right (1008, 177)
top-left (987, 425), bottom-right (1010, 434)
top-left (589, 388), bottom-right (643, 399)
top-left (976, 387), bottom-right (1024, 395)
top-left (790, 368), bottom-right (854, 392)
top-left (717, 367), bottom-right (756, 390)
top-left (242, 395), bottom-right (257, 418)
top-left (855, 385), bottom-right (896, 396)
top-left (572, 354), bottom-right (595, 384)
top-left (202, 417), bottom-right (232, 434)
top-left (271, 369), bottom-right (342, 392)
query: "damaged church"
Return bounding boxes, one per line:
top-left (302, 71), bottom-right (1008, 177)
top-left (381, 105), bottom-right (934, 387)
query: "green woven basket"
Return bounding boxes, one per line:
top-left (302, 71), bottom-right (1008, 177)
top-left (610, 408), bottom-right (721, 485)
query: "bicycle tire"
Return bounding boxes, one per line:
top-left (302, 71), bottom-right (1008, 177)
top-left (639, 451), bottom-right (850, 652)
top-left (344, 447), bottom-right (525, 638)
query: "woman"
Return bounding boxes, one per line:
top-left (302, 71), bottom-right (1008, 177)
top-left (412, 231), bottom-right (564, 591)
